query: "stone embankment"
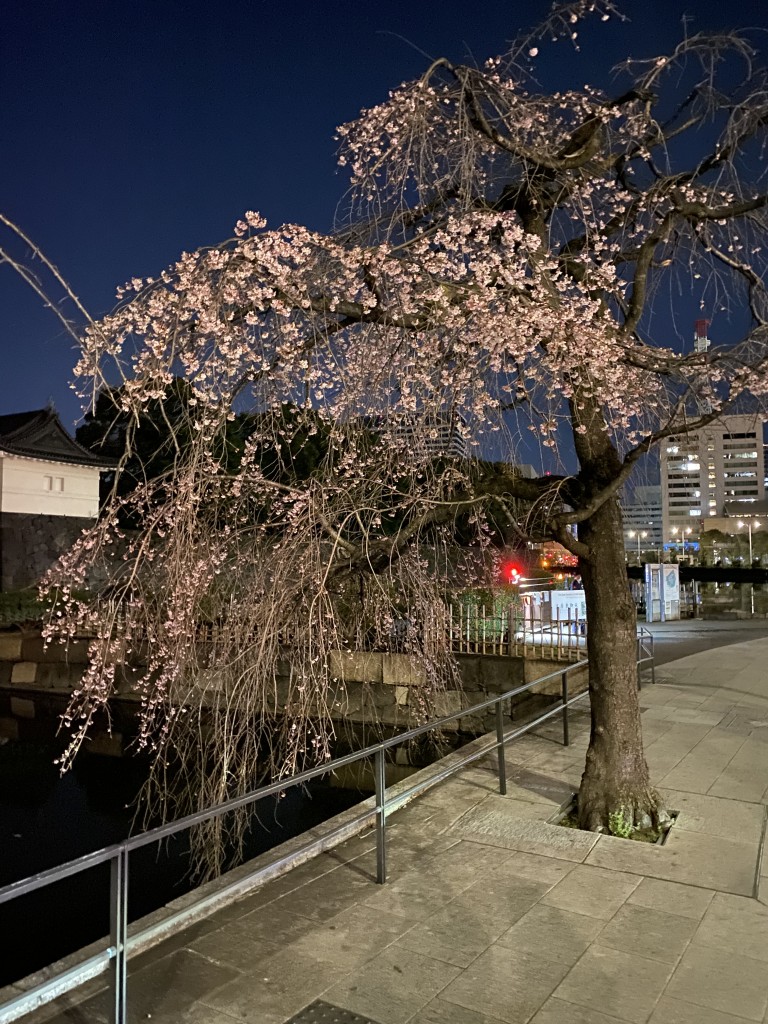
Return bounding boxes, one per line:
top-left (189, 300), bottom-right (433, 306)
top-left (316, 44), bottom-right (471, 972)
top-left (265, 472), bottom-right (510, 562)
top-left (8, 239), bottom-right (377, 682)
top-left (0, 628), bottom-right (587, 765)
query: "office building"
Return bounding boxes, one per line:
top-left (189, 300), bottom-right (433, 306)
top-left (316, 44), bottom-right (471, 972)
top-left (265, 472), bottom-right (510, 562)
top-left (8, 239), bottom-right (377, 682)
top-left (622, 485), bottom-right (663, 558)
top-left (660, 414), bottom-right (765, 544)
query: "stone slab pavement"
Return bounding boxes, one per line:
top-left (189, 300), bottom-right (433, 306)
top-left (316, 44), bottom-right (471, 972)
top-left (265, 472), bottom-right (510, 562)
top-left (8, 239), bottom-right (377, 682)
top-left (28, 635), bottom-right (768, 1024)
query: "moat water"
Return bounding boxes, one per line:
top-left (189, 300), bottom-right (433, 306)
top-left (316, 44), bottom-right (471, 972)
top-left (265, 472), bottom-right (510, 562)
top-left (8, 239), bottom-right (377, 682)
top-left (0, 740), bottom-right (360, 987)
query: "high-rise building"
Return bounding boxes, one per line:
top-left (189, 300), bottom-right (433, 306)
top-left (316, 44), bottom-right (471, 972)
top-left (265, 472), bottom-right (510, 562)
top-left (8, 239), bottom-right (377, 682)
top-left (621, 485), bottom-right (662, 558)
top-left (659, 321), bottom-right (765, 546)
top-left (370, 412), bottom-right (471, 460)
top-left (660, 415), bottom-right (765, 544)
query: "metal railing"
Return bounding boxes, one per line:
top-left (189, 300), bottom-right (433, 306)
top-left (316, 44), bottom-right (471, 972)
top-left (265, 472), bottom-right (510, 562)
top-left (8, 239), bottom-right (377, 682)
top-left (0, 640), bottom-right (652, 1024)
top-left (636, 626), bottom-right (655, 687)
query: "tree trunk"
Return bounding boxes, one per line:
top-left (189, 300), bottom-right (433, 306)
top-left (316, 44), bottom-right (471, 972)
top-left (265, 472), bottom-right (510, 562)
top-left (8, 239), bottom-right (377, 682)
top-left (576, 494), bottom-right (666, 832)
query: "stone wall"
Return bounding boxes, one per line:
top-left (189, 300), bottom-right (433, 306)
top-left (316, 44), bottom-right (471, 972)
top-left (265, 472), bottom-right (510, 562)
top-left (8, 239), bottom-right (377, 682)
top-left (0, 630), bottom-right (589, 758)
top-left (0, 512), bottom-right (92, 591)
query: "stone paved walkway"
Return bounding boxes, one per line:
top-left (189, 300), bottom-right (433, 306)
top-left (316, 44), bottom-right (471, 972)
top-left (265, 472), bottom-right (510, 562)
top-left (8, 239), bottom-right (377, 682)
top-left (30, 635), bottom-right (768, 1024)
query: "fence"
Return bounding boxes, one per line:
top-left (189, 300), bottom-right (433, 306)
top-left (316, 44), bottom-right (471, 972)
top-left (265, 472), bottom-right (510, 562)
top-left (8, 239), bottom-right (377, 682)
top-left (447, 603), bottom-right (587, 660)
top-left (0, 637), bottom-right (654, 1024)
top-left (95, 598), bottom-right (588, 661)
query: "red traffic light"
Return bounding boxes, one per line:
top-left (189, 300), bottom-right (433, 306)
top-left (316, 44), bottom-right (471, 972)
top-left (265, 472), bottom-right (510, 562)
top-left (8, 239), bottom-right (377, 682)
top-left (502, 562), bottom-right (523, 584)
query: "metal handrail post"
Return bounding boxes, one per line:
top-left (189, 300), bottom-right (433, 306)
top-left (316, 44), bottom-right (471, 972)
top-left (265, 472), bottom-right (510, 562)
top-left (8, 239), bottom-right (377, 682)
top-left (636, 635), bottom-right (642, 690)
top-left (374, 749), bottom-right (387, 884)
top-left (561, 671), bottom-right (570, 746)
top-left (109, 848), bottom-right (129, 1024)
top-left (495, 701), bottom-right (507, 795)
top-left (650, 634), bottom-right (656, 684)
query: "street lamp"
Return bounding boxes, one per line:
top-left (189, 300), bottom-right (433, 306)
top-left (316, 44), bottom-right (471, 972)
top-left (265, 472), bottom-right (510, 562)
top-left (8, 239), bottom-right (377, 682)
top-left (670, 525), bottom-right (679, 557)
top-left (737, 519), bottom-right (761, 616)
top-left (670, 525), bottom-right (693, 560)
top-left (737, 519), bottom-right (761, 566)
top-left (628, 530), bottom-right (648, 564)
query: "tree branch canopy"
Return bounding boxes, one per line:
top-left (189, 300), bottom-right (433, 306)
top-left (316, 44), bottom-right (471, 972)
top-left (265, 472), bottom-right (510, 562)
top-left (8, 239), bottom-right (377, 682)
top-left (33, 1), bottom-right (768, 872)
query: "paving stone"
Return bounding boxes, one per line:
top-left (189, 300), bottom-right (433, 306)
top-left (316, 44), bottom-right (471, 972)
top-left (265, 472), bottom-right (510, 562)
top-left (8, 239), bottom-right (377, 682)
top-left (361, 867), bottom-right (471, 921)
top-left (450, 800), bottom-right (598, 862)
top-left (586, 827), bottom-right (757, 896)
top-left (323, 945), bottom-right (461, 1024)
top-left (552, 944), bottom-right (673, 1024)
top-left (496, 904), bottom-right (603, 965)
top-left (645, 747), bottom-right (688, 780)
top-left (488, 849), bottom-right (576, 887)
top-left (626, 877), bottom-right (714, 920)
top-left (186, 920), bottom-right (282, 971)
top-left (69, 949), bottom-right (242, 1024)
top-left (210, 902), bottom-right (318, 947)
top-left (425, 839), bottom-right (508, 868)
top-left (660, 733), bottom-right (747, 794)
top-left (415, 778), bottom-right (497, 817)
top-left (665, 944), bottom-right (768, 1021)
top-left (708, 764), bottom-right (768, 802)
top-left (540, 864), bottom-right (640, 920)
top-left (383, 828), bottom-right (459, 868)
top-left (659, 788), bottom-right (765, 843)
top-left (439, 946), bottom-right (570, 1024)
top-left (691, 892), bottom-right (768, 963)
top-left (459, 793), bottom-right (568, 823)
top-left (288, 903), bottom-right (410, 971)
top-left (646, 722), bottom-right (712, 755)
top-left (450, 875), bottom-right (549, 929)
top-left (529, 997), bottom-right (629, 1023)
top-left (649, 995), bottom-right (756, 1023)
top-left (458, 866), bottom-right (552, 908)
top-left (272, 863), bottom-right (373, 921)
top-left (490, 767), bottom-right (576, 806)
top-left (642, 707), bottom-right (726, 727)
top-left (395, 897), bottom-right (512, 968)
top-left (202, 948), bottom-right (351, 1024)
top-left (727, 736), bottom-right (768, 772)
top-left (595, 902), bottom-right (697, 963)
top-left (408, 998), bottom-right (508, 1024)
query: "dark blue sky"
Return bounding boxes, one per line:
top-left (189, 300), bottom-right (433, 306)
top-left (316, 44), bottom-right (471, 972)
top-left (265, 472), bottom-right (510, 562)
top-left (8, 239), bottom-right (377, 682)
top-left (2, 0), bottom-right (766, 430)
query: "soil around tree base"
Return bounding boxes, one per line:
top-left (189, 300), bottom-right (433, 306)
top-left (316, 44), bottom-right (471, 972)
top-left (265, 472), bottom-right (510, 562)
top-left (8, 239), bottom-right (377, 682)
top-left (553, 798), bottom-right (678, 844)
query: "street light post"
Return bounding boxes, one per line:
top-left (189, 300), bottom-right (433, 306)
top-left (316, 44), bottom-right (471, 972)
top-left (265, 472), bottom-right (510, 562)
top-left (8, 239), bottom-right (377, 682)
top-left (684, 526), bottom-right (693, 563)
top-left (670, 525), bottom-right (679, 559)
top-left (737, 519), bottom-right (760, 566)
top-left (670, 525), bottom-right (693, 562)
top-left (628, 530), bottom-right (648, 565)
top-left (737, 520), bottom-right (761, 616)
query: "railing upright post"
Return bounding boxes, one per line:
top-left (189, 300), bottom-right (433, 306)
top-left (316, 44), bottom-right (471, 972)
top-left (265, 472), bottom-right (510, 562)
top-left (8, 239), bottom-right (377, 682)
top-left (650, 634), bottom-right (656, 685)
top-left (561, 671), bottom-right (570, 747)
top-left (636, 635), bottom-right (642, 690)
top-left (109, 848), bottom-right (129, 1024)
top-left (495, 701), bottom-right (507, 795)
top-left (374, 749), bottom-right (387, 884)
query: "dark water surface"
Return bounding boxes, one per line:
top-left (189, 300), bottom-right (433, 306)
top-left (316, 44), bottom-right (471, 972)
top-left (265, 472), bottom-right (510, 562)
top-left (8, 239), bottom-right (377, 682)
top-left (0, 741), bottom-right (360, 986)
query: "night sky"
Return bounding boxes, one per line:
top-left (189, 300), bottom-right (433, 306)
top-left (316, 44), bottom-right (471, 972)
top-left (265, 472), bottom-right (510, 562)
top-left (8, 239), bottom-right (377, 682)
top-left (2, 0), bottom-right (766, 431)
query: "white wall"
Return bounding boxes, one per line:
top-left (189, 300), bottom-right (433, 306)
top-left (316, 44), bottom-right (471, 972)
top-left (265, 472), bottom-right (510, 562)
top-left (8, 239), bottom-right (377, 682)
top-left (0, 455), bottom-right (100, 517)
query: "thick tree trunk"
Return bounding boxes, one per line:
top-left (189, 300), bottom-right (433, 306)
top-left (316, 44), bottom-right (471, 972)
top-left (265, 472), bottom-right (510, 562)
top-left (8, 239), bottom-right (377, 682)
top-left (576, 495), bottom-right (666, 832)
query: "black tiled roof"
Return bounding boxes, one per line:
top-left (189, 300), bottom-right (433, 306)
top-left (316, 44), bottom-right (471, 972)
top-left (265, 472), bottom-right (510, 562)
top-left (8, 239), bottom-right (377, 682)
top-left (0, 408), bottom-right (111, 467)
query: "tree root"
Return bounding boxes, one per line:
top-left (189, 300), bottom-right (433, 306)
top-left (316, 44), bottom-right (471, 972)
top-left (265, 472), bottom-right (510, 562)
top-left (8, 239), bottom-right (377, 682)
top-left (576, 787), bottom-right (671, 837)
